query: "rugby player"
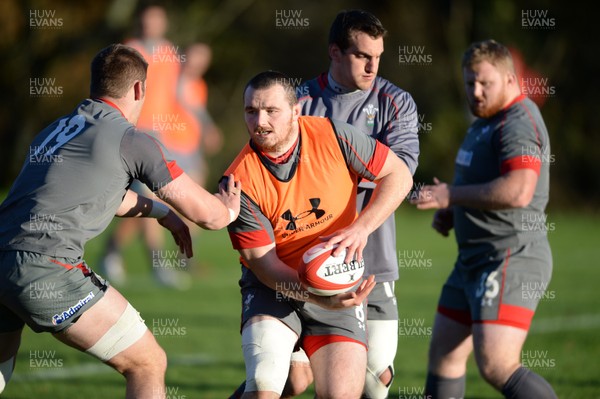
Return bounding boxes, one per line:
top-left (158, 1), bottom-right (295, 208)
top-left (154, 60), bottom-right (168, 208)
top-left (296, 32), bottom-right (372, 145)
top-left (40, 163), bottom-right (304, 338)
top-left (230, 12), bottom-right (419, 398)
top-left (411, 39), bottom-right (557, 399)
top-left (0, 44), bottom-right (240, 398)
top-left (224, 70), bottom-right (413, 399)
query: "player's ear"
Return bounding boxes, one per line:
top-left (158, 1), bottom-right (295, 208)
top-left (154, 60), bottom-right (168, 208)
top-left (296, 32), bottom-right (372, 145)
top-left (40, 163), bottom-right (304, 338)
top-left (292, 103), bottom-right (301, 121)
top-left (506, 71), bottom-right (517, 87)
top-left (328, 43), bottom-right (341, 61)
top-left (133, 80), bottom-right (144, 101)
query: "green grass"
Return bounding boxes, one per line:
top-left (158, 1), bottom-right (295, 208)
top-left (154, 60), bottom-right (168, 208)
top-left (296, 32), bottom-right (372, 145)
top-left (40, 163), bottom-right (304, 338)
top-left (4, 208), bottom-right (600, 398)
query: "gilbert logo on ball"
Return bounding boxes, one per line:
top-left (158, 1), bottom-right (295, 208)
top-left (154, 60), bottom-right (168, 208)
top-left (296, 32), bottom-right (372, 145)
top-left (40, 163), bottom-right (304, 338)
top-left (298, 242), bottom-right (365, 296)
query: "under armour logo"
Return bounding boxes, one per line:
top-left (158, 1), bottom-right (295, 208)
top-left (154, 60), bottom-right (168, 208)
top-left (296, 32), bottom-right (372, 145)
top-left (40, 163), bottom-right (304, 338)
top-left (281, 198), bottom-right (325, 230)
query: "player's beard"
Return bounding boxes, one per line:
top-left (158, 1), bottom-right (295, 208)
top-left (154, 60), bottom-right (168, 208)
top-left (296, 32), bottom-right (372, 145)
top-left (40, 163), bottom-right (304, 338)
top-left (469, 86), bottom-right (510, 119)
top-left (253, 118), bottom-right (297, 157)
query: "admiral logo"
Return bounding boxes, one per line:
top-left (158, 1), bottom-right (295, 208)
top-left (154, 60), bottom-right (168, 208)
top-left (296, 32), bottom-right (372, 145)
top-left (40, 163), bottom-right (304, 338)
top-left (52, 291), bottom-right (95, 325)
top-left (362, 104), bottom-right (379, 126)
top-left (243, 293), bottom-right (254, 313)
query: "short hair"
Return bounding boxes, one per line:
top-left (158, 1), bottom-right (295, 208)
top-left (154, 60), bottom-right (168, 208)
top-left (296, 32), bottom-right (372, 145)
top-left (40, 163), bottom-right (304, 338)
top-left (461, 39), bottom-right (516, 74)
top-left (90, 44), bottom-right (148, 98)
top-left (328, 9), bottom-right (387, 52)
top-left (243, 70), bottom-right (298, 106)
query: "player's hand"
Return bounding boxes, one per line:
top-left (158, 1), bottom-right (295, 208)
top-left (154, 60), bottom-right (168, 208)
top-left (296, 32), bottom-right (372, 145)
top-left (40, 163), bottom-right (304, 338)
top-left (309, 275), bottom-right (375, 310)
top-left (410, 177), bottom-right (451, 209)
top-left (319, 226), bottom-right (369, 264)
top-left (432, 208), bottom-right (454, 237)
top-left (157, 210), bottom-right (193, 258)
top-left (216, 173), bottom-right (241, 222)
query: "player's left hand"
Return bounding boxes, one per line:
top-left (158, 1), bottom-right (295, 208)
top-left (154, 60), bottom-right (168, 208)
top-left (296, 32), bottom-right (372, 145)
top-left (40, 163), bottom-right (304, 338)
top-left (216, 173), bottom-right (242, 223)
top-left (157, 210), bottom-right (193, 258)
top-left (410, 177), bottom-right (451, 209)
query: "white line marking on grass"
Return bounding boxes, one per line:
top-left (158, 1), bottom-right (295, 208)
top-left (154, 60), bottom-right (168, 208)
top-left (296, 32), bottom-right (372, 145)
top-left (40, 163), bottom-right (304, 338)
top-left (12, 353), bottom-right (214, 381)
top-left (530, 313), bottom-right (600, 334)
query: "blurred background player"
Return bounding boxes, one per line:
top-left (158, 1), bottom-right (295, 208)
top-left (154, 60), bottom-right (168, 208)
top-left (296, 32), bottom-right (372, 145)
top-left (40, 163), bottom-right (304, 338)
top-left (100, 5), bottom-right (205, 289)
top-left (411, 39), bottom-right (556, 399)
top-left (178, 42), bottom-right (224, 187)
top-left (227, 10), bottom-right (420, 399)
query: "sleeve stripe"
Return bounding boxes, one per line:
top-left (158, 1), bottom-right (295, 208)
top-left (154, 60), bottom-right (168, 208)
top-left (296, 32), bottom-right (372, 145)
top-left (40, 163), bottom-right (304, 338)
top-left (166, 160), bottom-right (183, 179)
top-left (501, 155), bottom-right (541, 175)
top-left (367, 141), bottom-right (389, 177)
top-left (229, 230), bottom-right (272, 249)
top-left (143, 132), bottom-right (183, 180)
top-left (228, 195), bottom-right (274, 249)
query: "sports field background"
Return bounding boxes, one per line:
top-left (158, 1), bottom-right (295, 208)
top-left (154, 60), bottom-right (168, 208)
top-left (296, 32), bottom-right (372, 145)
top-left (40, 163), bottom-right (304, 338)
top-left (3, 206), bottom-right (599, 399)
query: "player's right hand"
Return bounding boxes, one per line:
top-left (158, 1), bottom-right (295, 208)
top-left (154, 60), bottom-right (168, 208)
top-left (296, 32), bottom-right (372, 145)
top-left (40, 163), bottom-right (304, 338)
top-left (432, 208), bottom-right (454, 237)
top-left (309, 275), bottom-right (375, 310)
top-left (158, 210), bottom-right (193, 257)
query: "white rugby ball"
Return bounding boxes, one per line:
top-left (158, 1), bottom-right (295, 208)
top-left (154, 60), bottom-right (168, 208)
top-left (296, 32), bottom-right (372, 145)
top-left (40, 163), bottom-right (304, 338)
top-left (298, 242), bottom-right (365, 296)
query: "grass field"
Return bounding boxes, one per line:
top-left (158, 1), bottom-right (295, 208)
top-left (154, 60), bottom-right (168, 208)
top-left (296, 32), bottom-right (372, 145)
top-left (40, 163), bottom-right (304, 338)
top-left (4, 206), bottom-right (600, 399)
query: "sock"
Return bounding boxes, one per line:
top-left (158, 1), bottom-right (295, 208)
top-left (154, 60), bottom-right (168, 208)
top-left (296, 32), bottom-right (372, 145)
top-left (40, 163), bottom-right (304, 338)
top-left (425, 372), bottom-right (465, 399)
top-left (501, 367), bottom-right (557, 399)
top-left (228, 380), bottom-right (246, 399)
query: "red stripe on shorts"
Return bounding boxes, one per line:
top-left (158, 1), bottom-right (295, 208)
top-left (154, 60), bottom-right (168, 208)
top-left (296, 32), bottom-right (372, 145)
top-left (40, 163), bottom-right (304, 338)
top-left (475, 304), bottom-right (535, 331)
top-left (302, 334), bottom-right (366, 358)
top-left (50, 259), bottom-right (91, 276)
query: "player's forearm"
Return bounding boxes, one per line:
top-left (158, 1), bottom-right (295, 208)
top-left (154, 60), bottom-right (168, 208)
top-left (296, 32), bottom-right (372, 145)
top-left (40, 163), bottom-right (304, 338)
top-left (158, 173), bottom-right (234, 230)
top-left (175, 195), bottom-right (231, 230)
top-left (243, 250), bottom-right (310, 302)
top-left (449, 171), bottom-right (535, 210)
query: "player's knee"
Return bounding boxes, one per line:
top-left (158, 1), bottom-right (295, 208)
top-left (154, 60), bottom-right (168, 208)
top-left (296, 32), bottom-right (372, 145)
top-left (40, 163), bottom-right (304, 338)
top-left (85, 303), bottom-right (157, 375)
top-left (0, 357), bottom-right (15, 394)
top-left (477, 360), bottom-right (513, 389)
top-left (242, 319), bottom-right (297, 394)
top-left (316, 382), bottom-right (362, 399)
top-left (364, 365), bottom-right (394, 399)
top-left (283, 364), bottom-right (312, 397)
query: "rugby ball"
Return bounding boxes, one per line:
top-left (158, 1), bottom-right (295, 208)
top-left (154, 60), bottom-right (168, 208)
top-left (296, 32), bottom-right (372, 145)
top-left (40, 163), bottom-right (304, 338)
top-left (298, 242), bottom-right (365, 296)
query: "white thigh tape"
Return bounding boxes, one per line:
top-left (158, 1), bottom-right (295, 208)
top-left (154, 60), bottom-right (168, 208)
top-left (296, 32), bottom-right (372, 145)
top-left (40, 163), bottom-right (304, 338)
top-left (242, 319), bottom-right (297, 394)
top-left (86, 303), bottom-right (147, 362)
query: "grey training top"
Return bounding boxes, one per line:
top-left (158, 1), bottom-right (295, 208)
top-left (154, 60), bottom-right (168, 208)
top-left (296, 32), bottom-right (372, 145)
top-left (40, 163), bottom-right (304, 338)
top-left (0, 99), bottom-right (182, 259)
top-left (453, 95), bottom-right (551, 267)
